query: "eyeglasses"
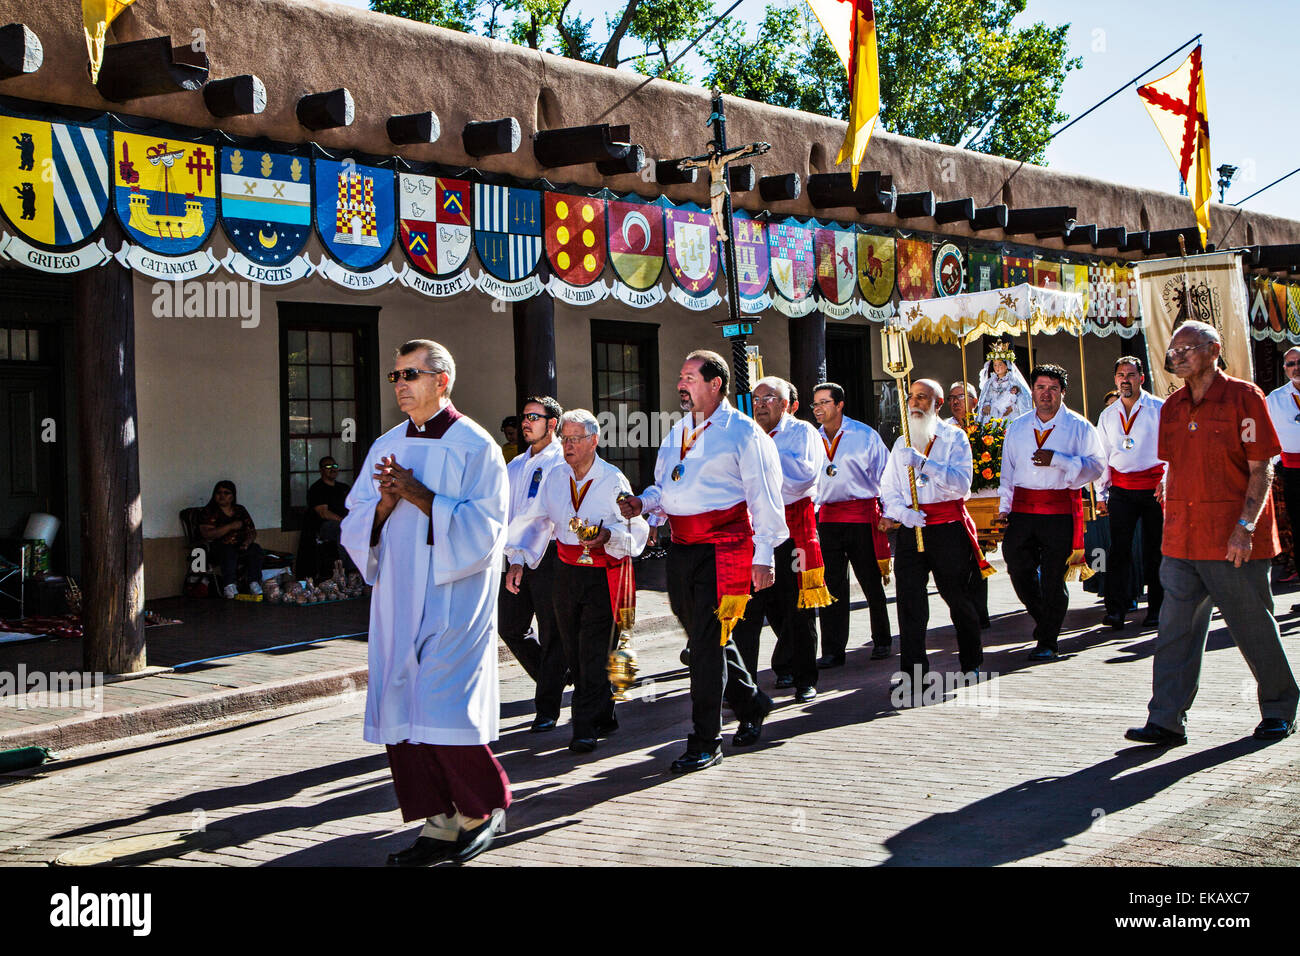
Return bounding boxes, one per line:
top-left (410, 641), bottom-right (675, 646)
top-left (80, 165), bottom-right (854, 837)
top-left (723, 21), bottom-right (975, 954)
top-left (1164, 343), bottom-right (1209, 361)
top-left (752, 395), bottom-right (782, 405)
top-left (559, 434), bottom-right (594, 445)
top-left (322, 464), bottom-right (339, 471)
top-left (811, 399), bottom-right (837, 408)
top-left (520, 412), bottom-right (550, 422)
top-left (386, 368), bottom-right (440, 383)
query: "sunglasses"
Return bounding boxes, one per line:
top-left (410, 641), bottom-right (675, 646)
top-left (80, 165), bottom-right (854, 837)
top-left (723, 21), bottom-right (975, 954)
top-left (386, 368), bottom-right (440, 383)
top-left (1286, 361), bottom-right (1300, 369)
top-left (520, 412), bottom-right (551, 422)
top-left (322, 464), bottom-right (339, 470)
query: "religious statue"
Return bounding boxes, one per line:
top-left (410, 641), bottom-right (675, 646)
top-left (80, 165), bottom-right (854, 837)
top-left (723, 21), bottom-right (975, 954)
top-left (976, 340), bottom-right (1032, 424)
top-left (677, 140), bottom-right (770, 241)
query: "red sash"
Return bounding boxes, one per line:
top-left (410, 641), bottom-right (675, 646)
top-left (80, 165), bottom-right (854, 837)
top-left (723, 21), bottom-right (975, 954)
top-left (1011, 486), bottom-right (1094, 581)
top-left (1282, 452), bottom-right (1300, 469)
top-left (919, 499), bottom-right (994, 578)
top-left (817, 497), bottom-right (893, 580)
top-left (556, 542), bottom-right (636, 628)
top-left (1110, 465), bottom-right (1165, 490)
top-left (784, 497), bottom-right (833, 608)
top-left (669, 502), bottom-right (754, 643)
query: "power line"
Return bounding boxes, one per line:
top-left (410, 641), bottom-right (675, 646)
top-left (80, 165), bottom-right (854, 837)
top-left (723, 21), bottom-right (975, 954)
top-left (985, 33), bottom-right (1203, 206)
top-left (1232, 166), bottom-right (1300, 207)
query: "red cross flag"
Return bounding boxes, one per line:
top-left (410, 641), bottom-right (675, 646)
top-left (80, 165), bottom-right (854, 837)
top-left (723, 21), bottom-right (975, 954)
top-left (807, 0), bottom-right (880, 190)
top-left (1137, 44), bottom-right (1212, 249)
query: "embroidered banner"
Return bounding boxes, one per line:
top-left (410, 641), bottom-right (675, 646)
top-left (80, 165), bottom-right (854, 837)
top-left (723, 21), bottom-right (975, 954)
top-left (399, 173), bottom-right (473, 279)
top-left (664, 201), bottom-right (719, 296)
top-left (473, 182), bottom-right (543, 282)
top-left (856, 231), bottom-right (895, 307)
top-left (933, 242), bottom-right (964, 297)
top-left (896, 237), bottom-right (933, 300)
top-left (768, 219), bottom-right (816, 302)
top-left (313, 158), bottom-right (396, 272)
top-left (815, 224), bottom-right (856, 304)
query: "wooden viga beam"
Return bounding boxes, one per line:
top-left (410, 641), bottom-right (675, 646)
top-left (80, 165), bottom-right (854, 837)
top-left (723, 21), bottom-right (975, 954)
top-left (463, 117), bottom-right (521, 158)
top-left (806, 171), bottom-right (887, 208)
top-left (1147, 227), bottom-right (1203, 255)
top-left (297, 88), bottom-right (354, 130)
top-left (596, 145), bottom-right (645, 176)
top-left (894, 191), bottom-right (935, 219)
top-left (655, 158), bottom-right (699, 186)
top-left (1255, 244), bottom-right (1300, 271)
top-left (969, 204), bottom-right (1008, 231)
top-left (203, 75), bottom-right (266, 118)
top-left (1063, 223), bottom-right (1098, 246)
top-left (758, 173), bottom-right (800, 202)
top-left (1094, 226), bottom-right (1127, 248)
top-left (1120, 230), bottom-right (1150, 253)
top-left (95, 36), bottom-right (208, 102)
top-left (727, 164), bottom-right (756, 193)
top-left (933, 197), bottom-right (975, 224)
top-left (533, 124), bottom-right (631, 167)
top-left (1003, 205), bottom-right (1077, 237)
top-left (0, 23), bottom-right (42, 79)
top-left (387, 111), bottom-right (441, 146)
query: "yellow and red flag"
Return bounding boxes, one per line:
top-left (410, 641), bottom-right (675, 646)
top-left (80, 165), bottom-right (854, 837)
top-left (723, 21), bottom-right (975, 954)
top-left (83, 0), bottom-right (137, 83)
top-left (808, 0), bottom-right (880, 189)
top-left (1137, 44), bottom-right (1212, 249)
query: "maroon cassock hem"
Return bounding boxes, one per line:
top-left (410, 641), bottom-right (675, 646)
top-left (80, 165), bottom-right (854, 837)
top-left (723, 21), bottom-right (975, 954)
top-left (385, 742), bottom-right (512, 822)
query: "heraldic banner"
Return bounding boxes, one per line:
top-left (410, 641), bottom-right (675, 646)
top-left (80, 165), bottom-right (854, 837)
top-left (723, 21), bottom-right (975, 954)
top-left (1135, 251), bottom-right (1250, 399)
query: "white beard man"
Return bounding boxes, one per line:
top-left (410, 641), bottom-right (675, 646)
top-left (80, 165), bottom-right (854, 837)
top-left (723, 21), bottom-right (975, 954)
top-left (879, 379), bottom-right (991, 701)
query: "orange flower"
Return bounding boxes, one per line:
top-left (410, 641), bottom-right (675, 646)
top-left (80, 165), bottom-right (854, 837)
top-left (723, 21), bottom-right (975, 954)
top-left (981, 468), bottom-right (993, 480)
top-left (980, 451), bottom-right (991, 462)
top-left (983, 435), bottom-right (995, 446)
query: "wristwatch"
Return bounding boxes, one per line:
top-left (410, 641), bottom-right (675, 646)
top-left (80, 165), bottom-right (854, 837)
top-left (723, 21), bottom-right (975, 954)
top-left (1238, 518), bottom-right (1256, 534)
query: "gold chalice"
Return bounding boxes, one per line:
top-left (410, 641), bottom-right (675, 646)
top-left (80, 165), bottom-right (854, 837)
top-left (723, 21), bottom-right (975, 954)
top-left (568, 516), bottom-right (604, 565)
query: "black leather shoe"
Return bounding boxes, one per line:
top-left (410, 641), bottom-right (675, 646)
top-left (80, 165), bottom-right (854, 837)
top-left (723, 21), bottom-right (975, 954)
top-left (1124, 722), bottom-right (1187, 746)
top-left (679, 647), bottom-right (691, 667)
top-left (451, 808), bottom-right (506, 864)
top-left (1142, 612), bottom-right (1161, 629)
top-left (670, 749), bottom-right (722, 773)
top-left (794, 685), bottom-right (817, 703)
top-left (816, 654), bottom-right (846, 669)
top-left (733, 694), bottom-right (774, 746)
top-left (569, 736), bottom-right (597, 753)
top-left (1253, 718), bottom-right (1296, 742)
top-left (592, 716), bottom-right (619, 737)
top-left (386, 836), bottom-right (459, 867)
top-left (870, 642), bottom-right (893, 660)
top-left (1102, 613), bottom-right (1126, 630)
top-left (774, 674), bottom-right (795, 689)
top-left (529, 716), bottom-right (557, 733)
top-left (1027, 647), bottom-right (1058, 661)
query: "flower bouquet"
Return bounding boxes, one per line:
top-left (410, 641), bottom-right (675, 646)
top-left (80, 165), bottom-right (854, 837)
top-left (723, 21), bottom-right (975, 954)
top-left (968, 418), bottom-right (1007, 493)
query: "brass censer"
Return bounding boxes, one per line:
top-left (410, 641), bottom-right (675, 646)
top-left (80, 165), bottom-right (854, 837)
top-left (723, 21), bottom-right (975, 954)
top-left (608, 491), bottom-right (639, 700)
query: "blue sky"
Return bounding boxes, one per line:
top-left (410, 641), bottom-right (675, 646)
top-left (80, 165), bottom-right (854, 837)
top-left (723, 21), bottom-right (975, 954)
top-left (331, 0), bottom-right (1300, 229)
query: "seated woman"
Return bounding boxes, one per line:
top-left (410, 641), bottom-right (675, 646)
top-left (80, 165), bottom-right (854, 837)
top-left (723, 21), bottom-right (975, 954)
top-left (199, 479), bottom-right (265, 598)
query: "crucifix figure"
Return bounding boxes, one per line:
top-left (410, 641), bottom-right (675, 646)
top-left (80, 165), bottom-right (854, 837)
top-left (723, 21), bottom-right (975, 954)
top-left (677, 139), bottom-right (770, 241)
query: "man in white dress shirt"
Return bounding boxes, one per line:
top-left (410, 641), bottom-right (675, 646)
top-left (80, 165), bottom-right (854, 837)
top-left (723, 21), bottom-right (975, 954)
top-left (997, 364), bottom-right (1107, 661)
top-left (812, 382), bottom-right (893, 668)
top-left (732, 377), bottom-right (831, 702)
top-left (506, 409), bottom-right (648, 754)
top-left (1265, 346), bottom-right (1300, 577)
top-left (499, 395), bottom-right (568, 732)
top-left (1096, 356), bottom-right (1166, 630)
top-left (341, 339), bottom-right (510, 867)
top-left (880, 380), bottom-right (990, 697)
top-left (619, 350), bottom-right (787, 773)
top-left (948, 380), bottom-right (991, 629)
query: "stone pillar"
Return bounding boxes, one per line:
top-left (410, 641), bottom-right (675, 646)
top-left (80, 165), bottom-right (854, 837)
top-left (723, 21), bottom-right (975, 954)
top-left (512, 293), bottom-right (557, 407)
top-left (788, 312), bottom-right (827, 423)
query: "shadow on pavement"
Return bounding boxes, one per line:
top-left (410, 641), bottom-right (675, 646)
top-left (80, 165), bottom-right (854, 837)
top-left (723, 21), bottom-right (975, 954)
top-left (878, 738), bottom-right (1261, 866)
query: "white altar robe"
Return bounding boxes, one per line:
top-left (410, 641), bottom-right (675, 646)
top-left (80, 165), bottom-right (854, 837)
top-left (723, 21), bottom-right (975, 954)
top-left (340, 406), bottom-right (508, 747)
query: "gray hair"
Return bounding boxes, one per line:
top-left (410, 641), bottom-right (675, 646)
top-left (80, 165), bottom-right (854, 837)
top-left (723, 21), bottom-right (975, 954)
top-left (949, 381), bottom-right (977, 401)
top-left (1172, 320), bottom-right (1220, 348)
top-left (913, 378), bottom-right (944, 402)
top-left (397, 339), bottom-right (456, 394)
top-left (754, 376), bottom-right (791, 401)
top-left (558, 409), bottom-right (599, 438)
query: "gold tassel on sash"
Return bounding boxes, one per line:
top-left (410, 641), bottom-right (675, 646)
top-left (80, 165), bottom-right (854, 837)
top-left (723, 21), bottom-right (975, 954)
top-left (877, 558), bottom-right (892, 586)
top-left (716, 594), bottom-right (751, 645)
top-left (796, 566), bottom-right (834, 609)
top-left (1065, 550), bottom-right (1095, 582)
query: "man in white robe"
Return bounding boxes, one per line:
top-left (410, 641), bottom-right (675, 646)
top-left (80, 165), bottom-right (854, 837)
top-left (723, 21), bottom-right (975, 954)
top-left (341, 339), bottom-right (510, 867)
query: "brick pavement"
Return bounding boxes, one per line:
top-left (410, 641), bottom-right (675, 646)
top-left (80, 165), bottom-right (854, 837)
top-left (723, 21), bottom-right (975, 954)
top-left (2, 557), bottom-right (1299, 867)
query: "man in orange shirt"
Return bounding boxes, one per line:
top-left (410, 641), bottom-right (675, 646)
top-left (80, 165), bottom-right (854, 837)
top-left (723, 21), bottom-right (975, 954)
top-left (1126, 321), bottom-right (1299, 746)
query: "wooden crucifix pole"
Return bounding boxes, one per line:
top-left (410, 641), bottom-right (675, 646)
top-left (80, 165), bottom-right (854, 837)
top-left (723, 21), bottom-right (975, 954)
top-left (74, 215), bottom-right (146, 674)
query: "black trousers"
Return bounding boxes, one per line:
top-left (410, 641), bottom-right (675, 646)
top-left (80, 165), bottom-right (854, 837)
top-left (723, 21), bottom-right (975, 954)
top-left (551, 562), bottom-right (616, 739)
top-left (895, 522), bottom-right (984, 675)
top-left (667, 541), bottom-right (765, 753)
top-left (1105, 486), bottom-right (1164, 617)
top-left (732, 538), bottom-right (818, 688)
top-left (969, 567), bottom-right (990, 624)
top-left (1002, 511), bottom-right (1074, 651)
top-left (497, 543), bottom-right (567, 719)
top-left (211, 541), bottom-right (264, 588)
top-left (1281, 466), bottom-right (1300, 563)
top-left (817, 520), bottom-right (892, 657)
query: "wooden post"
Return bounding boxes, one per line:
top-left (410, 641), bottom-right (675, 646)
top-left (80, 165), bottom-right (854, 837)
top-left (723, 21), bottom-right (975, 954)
top-left (788, 312), bottom-right (826, 423)
top-left (512, 293), bottom-right (557, 409)
top-left (74, 217), bottom-right (145, 675)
